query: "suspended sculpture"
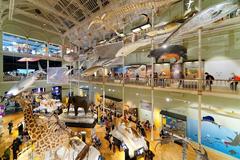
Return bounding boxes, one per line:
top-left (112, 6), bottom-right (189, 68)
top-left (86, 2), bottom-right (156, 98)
top-left (164, 0), bottom-right (240, 44)
top-left (1, 63), bottom-right (46, 102)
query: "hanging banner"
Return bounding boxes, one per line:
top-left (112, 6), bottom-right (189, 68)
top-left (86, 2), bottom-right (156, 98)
top-left (47, 67), bottom-right (70, 84)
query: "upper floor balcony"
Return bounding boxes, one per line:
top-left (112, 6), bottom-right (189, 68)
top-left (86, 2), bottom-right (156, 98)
top-left (71, 75), bottom-right (240, 99)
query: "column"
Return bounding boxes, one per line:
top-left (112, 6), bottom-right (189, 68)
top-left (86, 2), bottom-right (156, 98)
top-left (46, 42), bottom-right (50, 70)
top-left (69, 62), bottom-right (72, 95)
top-left (151, 57), bottom-right (154, 141)
top-left (102, 84), bottom-right (105, 113)
top-left (47, 59), bottom-right (49, 69)
top-left (102, 66), bottom-right (106, 113)
top-left (150, 6), bottom-right (155, 141)
top-left (76, 60), bottom-right (81, 96)
top-left (61, 36), bottom-right (66, 57)
top-left (122, 56), bottom-right (125, 116)
top-left (197, 0), bottom-right (202, 145)
top-left (0, 21), bottom-right (3, 82)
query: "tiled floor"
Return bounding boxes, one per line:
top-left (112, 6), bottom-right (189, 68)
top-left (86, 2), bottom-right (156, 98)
top-left (0, 112), bottom-right (233, 160)
top-left (0, 112), bottom-right (24, 157)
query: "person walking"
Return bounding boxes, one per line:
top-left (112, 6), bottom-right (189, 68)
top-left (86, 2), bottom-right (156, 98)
top-left (18, 122), bottom-right (23, 136)
top-left (230, 73), bottom-right (239, 91)
top-left (205, 72), bottom-right (214, 91)
top-left (8, 121), bottom-right (13, 135)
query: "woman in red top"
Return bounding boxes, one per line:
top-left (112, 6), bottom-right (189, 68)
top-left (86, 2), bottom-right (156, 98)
top-left (230, 73), bottom-right (239, 91)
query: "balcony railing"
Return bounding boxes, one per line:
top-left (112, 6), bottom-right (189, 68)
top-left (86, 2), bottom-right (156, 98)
top-left (72, 75), bottom-right (240, 95)
top-left (3, 74), bottom-right (47, 81)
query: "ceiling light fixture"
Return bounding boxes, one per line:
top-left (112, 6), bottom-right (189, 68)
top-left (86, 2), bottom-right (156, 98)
top-left (162, 44), bottom-right (168, 49)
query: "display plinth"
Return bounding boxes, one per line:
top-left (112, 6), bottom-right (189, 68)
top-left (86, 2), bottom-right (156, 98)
top-left (60, 108), bottom-right (97, 128)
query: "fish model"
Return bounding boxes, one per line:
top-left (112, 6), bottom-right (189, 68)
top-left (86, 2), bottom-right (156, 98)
top-left (146, 22), bottom-right (182, 37)
top-left (63, 52), bottom-right (79, 63)
top-left (2, 63), bottom-right (46, 101)
top-left (229, 149), bottom-right (237, 155)
top-left (48, 68), bottom-right (73, 81)
top-left (224, 132), bottom-right (240, 147)
top-left (81, 66), bottom-right (104, 77)
top-left (148, 45), bottom-right (187, 63)
top-left (103, 57), bottom-right (123, 67)
top-left (201, 116), bottom-right (221, 128)
top-left (164, 0), bottom-right (240, 44)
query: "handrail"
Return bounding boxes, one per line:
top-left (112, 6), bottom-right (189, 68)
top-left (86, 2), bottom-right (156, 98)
top-left (72, 75), bottom-right (240, 94)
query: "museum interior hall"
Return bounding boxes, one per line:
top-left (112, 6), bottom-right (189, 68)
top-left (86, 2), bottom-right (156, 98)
top-left (1, 0), bottom-right (240, 160)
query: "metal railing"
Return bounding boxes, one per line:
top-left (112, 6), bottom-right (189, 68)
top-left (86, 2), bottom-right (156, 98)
top-left (3, 75), bottom-right (47, 81)
top-left (73, 75), bottom-right (239, 94)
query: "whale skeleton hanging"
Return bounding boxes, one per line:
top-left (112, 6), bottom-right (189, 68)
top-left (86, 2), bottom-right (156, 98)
top-left (163, 0), bottom-right (240, 44)
top-left (98, 0), bottom-right (180, 23)
top-left (87, 0), bottom-right (180, 36)
top-left (88, 13), bottom-right (122, 37)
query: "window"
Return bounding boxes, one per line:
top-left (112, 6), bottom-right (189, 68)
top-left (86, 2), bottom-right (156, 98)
top-left (3, 33), bottom-right (27, 53)
top-left (2, 32), bottom-right (62, 56)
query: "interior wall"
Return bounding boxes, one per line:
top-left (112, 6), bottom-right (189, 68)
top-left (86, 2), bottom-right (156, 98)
top-left (0, 81), bottom-right (69, 98)
top-left (186, 108), bottom-right (240, 131)
top-left (205, 57), bottom-right (240, 79)
top-left (2, 20), bottom-right (62, 44)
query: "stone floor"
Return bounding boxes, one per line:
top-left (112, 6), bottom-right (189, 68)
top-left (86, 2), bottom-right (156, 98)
top-left (0, 112), bottom-right (233, 160)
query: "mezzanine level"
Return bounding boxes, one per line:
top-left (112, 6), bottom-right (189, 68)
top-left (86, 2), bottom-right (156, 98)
top-left (71, 76), bottom-right (240, 100)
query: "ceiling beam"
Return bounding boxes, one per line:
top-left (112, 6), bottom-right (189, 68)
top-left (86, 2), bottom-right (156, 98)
top-left (63, 0), bottom-right (119, 37)
top-left (8, 0), bottom-right (15, 20)
top-left (12, 18), bottom-right (61, 36)
top-left (97, 0), bottom-right (103, 10)
top-left (72, 0), bottom-right (91, 17)
top-left (40, 11), bottom-right (62, 32)
top-left (26, 0), bottom-right (79, 24)
top-left (14, 9), bottom-right (67, 30)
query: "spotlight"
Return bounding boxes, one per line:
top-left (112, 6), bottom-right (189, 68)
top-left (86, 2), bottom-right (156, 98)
top-left (162, 44), bottom-right (168, 49)
top-left (166, 98), bottom-right (171, 102)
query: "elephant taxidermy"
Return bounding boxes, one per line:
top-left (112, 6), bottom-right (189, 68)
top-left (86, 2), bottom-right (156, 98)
top-left (67, 96), bottom-right (89, 116)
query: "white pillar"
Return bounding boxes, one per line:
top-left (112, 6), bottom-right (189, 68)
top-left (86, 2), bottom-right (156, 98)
top-left (102, 85), bottom-right (105, 113)
top-left (197, 0), bottom-right (202, 145)
top-left (77, 60), bottom-right (80, 95)
top-left (122, 56), bottom-right (125, 116)
top-left (150, 5), bottom-right (155, 141)
top-left (69, 62), bottom-right (72, 95)
top-left (47, 59), bottom-right (49, 69)
top-left (151, 57), bottom-right (154, 141)
top-left (26, 61), bottom-right (29, 76)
